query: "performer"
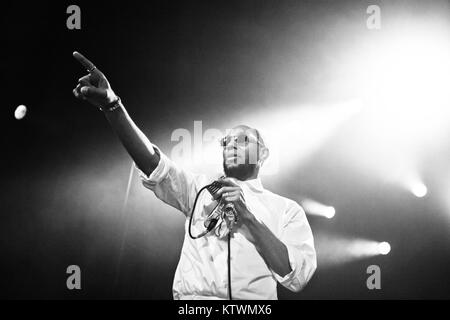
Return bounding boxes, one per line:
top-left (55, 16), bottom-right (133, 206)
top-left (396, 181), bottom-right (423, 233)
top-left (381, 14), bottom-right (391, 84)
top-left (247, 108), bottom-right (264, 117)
top-left (72, 52), bottom-right (316, 300)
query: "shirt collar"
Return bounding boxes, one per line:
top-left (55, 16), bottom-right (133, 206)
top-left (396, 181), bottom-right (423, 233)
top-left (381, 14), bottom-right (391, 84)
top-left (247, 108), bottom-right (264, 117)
top-left (217, 173), bottom-right (265, 193)
top-left (238, 177), bottom-right (264, 193)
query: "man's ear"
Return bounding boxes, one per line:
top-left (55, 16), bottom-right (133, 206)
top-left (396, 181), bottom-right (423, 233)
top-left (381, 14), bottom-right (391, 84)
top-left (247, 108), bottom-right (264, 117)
top-left (259, 147), bottom-right (270, 167)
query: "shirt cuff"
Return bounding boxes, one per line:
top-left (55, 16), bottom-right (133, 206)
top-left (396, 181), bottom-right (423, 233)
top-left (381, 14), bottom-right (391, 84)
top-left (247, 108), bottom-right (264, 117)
top-left (272, 245), bottom-right (301, 288)
top-left (134, 145), bottom-right (169, 187)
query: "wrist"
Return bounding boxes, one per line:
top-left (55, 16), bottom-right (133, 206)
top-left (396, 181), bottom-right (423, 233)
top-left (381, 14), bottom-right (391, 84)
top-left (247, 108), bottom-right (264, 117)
top-left (99, 96), bottom-right (122, 113)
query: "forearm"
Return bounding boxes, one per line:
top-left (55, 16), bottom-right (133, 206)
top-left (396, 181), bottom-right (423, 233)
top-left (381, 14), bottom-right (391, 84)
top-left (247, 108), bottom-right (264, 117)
top-left (245, 214), bottom-right (292, 277)
top-left (103, 102), bottom-right (160, 176)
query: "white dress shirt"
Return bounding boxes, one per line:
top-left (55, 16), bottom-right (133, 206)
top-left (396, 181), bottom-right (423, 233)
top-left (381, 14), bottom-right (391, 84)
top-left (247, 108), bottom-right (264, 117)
top-left (138, 146), bottom-right (317, 300)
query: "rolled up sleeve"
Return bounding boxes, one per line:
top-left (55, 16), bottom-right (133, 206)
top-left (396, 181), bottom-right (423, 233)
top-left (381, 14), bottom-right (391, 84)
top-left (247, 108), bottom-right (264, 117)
top-left (135, 145), bottom-right (204, 217)
top-left (273, 202), bottom-right (317, 292)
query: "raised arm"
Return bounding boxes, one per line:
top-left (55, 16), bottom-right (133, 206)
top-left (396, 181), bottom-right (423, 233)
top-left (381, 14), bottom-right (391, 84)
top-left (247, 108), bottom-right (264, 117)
top-left (72, 52), bottom-right (159, 176)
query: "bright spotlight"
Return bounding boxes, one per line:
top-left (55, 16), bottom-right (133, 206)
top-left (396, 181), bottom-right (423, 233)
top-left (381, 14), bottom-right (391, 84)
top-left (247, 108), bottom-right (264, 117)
top-left (328, 19), bottom-right (450, 194)
top-left (377, 242), bottom-right (391, 255)
top-left (315, 233), bottom-right (393, 268)
top-left (324, 207), bottom-right (336, 219)
top-left (411, 182), bottom-right (428, 198)
top-left (302, 199), bottom-right (336, 219)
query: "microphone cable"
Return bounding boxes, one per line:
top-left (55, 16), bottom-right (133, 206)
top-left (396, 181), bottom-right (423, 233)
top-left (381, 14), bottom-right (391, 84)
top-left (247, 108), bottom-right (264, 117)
top-left (188, 184), bottom-right (220, 240)
top-left (227, 231), bottom-right (233, 300)
top-left (188, 181), bottom-right (234, 300)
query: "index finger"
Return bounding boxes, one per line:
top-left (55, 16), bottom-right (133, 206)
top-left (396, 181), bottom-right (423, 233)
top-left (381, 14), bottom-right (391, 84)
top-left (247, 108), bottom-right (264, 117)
top-left (73, 51), bottom-right (97, 72)
top-left (213, 186), bottom-right (238, 200)
top-left (218, 177), bottom-right (239, 187)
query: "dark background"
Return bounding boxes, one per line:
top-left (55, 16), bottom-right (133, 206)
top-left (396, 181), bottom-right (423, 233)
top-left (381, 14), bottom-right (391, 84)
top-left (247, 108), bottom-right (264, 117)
top-left (1, 0), bottom-right (450, 299)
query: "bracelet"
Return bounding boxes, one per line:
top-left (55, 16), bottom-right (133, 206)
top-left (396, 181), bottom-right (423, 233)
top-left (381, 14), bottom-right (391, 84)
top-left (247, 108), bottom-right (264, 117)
top-left (99, 96), bottom-right (122, 112)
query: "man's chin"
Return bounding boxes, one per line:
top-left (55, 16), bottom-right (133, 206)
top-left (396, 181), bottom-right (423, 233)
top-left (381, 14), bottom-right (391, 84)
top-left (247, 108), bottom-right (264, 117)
top-left (223, 163), bottom-right (257, 180)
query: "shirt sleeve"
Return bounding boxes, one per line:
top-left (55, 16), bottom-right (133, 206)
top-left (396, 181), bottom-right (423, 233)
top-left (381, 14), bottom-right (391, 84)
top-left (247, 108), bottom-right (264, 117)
top-left (272, 201), bottom-right (317, 292)
top-left (134, 145), bottom-right (205, 217)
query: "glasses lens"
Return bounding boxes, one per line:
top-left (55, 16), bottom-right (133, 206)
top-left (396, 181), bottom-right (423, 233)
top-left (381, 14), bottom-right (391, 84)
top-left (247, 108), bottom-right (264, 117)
top-left (236, 135), bottom-right (249, 145)
top-left (221, 135), bottom-right (252, 147)
top-left (220, 136), bottom-right (230, 147)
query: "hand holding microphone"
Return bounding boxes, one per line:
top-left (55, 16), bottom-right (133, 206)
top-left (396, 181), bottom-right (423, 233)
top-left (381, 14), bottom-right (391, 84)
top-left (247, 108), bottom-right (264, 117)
top-left (190, 177), bottom-right (253, 239)
top-left (212, 177), bottom-right (253, 226)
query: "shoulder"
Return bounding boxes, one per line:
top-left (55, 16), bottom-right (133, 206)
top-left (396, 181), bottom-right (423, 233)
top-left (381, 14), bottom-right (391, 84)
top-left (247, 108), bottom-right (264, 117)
top-left (263, 188), bottom-right (306, 216)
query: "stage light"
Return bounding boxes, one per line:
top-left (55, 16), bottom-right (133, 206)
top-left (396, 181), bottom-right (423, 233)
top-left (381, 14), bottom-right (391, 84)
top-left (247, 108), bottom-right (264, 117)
top-left (377, 242), bottom-right (391, 255)
top-left (321, 17), bottom-right (450, 198)
top-left (324, 207), bottom-right (336, 219)
top-left (410, 182), bottom-right (428, 198)
top-left (301, 199), bottom-right (336, 219)
top-left (315, 233), bottom-right (392, 268)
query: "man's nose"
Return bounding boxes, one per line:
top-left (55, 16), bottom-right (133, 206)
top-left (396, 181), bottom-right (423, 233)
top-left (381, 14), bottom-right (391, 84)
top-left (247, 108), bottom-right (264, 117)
top-left (224, 145), bottom-right (238, 152)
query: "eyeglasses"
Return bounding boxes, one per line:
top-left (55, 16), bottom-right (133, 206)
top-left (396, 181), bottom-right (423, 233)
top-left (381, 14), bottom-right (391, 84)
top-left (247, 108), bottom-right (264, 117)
top-left (220, 135), bottom-right (263, 148)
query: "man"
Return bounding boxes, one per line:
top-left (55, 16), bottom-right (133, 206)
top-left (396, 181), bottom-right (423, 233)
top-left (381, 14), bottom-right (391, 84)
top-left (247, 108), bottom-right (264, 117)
top-left (72, 52), bottom-right (317, 300)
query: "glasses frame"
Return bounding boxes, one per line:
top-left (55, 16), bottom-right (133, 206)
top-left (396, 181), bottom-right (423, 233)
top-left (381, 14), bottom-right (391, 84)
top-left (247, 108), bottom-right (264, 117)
top-left (219, 135), bottom-right (264, 148)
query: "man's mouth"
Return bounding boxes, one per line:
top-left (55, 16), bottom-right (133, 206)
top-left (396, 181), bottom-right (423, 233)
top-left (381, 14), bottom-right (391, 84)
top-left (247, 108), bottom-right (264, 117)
top-left (225, 155), bottom-right (240, 165)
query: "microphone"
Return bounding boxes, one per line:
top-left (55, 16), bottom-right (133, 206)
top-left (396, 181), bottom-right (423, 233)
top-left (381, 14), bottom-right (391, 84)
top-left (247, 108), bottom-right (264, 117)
top-left (189, 177), bottom-right (237, 240)
top-left (223, 203), bottom-right (237, 226)
top-left (204, 179), bottom-right (237, 234)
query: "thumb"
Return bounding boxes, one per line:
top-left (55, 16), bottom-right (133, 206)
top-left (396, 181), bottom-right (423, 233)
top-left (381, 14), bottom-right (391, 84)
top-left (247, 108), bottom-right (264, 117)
top-left (80, 86), bottom-right (106, 99)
